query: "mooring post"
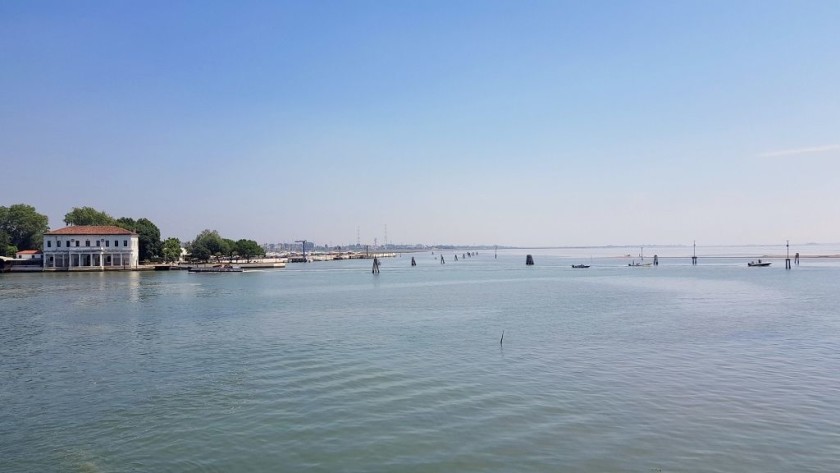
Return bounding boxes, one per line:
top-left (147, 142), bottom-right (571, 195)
top-left (411, 256), bottom-right (416, 267)
top-left (653, 254), bottom-right (659, 266)
top-left (692, 240), bottom-right (698, 266)
top-left (525, 254), bottom-right (534, 266)
top-left (795, 252), bottom-right (799, 266)
top-left (785, 240), bottom-right (791, 270)
top-left (440, 255), bottom-right (445, 265)
top-left (454, 254), bottom-right (458, 261)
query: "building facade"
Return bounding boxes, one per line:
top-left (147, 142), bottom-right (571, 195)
top-left (16, 250), bottom-right (42, 260)
top-left (42, 226), bottom-right (139, 270)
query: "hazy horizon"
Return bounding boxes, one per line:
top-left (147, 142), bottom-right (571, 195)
top-left (3, 1), bottom-right (838, 247)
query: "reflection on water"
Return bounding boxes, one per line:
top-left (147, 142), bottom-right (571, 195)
top-left (2, 252), bottom-right (840, 472)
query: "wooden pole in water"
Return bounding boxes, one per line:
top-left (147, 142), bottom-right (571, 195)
top-left (500, 330), bottom-right (504, 346)
top-left (785, 240), bottom-right (791, 270)
top-left (525, 254), bottom-right (534, 266)
top-left (411, 256), bottom-right (416, 266)
top-left (692, 240), bottom-right (698, 266)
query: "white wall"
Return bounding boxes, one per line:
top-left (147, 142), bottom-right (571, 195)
top-left (43, 233), bottom-right (140, 268)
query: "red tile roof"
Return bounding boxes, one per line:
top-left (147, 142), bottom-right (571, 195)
top-left (45, 225), bottom-right (137, 235)
top-left (17, 250), bottom-right (41, 254)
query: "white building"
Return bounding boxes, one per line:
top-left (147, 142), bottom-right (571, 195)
top-left (42, 226), bottom-right (139, 270)
top-left (16, 250), bottom-right (42, 260)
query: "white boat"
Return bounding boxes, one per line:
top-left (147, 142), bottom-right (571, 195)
top-left (747, 260), bottom-right (771, 267)
top-left (628, 247), bottom-right (651, 266)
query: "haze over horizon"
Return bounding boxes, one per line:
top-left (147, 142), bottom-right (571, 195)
top-left (3, 1), bottom-right (838, 247)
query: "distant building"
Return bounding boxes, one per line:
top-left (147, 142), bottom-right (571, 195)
top-left (16, 249), bottom-right (42, 260)
top-left (42, 226), bottom-right (139, 270)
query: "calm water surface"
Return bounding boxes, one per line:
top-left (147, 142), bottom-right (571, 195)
top-left (2, 251), bottom-right (839, 472)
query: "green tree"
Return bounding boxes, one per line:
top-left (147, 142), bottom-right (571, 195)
top-left (162, 237), bottom-right (182, 263)
top-left (223, 238), bottom-right (238, 262)
top-left (0, 231), bottom-right (17, 257)
top-left (64, 207), bottom-right (115, 226)
top-left (117, 217), bottom-right (162, 262)
top-left (0, 204), bottom-right (50, 251)
top-left (236, 239), bottom-right (265, 262)
top-left (190, 230), bottom-right (228, 262)
top-left (115, 217), bottom-right (136, 229)
top-left (190, 243), bottom-right (212, 263)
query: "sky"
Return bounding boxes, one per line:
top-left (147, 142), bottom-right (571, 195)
top-left (2, 0), bottom-right (839, 247)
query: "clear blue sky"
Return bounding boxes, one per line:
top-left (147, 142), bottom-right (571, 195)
top-left (2, 1), bottom-right (838, 246)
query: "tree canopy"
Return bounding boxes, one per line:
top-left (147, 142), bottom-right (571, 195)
top-left (187, 231), bottom-right (264, 263)
top-left (64, 206), bottom-right (116, 226)
top-left (116, 217), bottom-right (162, 261)
top-left (162, 238), bottom-right (182, 263)
top-left (236, 239), bottom-right (264, 262)
top-left (188, 229), bottom-right (228, 262)
top-left (0, 204), bottom-right (50, 254)
top-left (0, 231), bottom-right (15, 257)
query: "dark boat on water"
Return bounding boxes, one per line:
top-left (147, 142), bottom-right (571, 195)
top-left (571, 264), bottom-right (590, 269)
top-left (188, 264), bottom-right (243, 273)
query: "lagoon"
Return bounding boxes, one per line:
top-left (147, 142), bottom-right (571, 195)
top-left (2, 248), bottom-right (839, 472)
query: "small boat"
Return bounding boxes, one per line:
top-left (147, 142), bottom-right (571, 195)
top-left (571, 264), bottom-right (590, 269)
top-left (188, 264), bottom-right (243, 273)
top-left (747, 260), bottom-right (771, 267)
top-left (628, 247), bottom-right (652, 267)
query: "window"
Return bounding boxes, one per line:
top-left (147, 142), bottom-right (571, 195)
top-left (114, 240), bottom-right (119, 247)
top-left (76, 241), bottom-right (79, 247)
top-left (48, 241), bottom-right (52, 248)
top-left (105, 240), bottom-right (110, 247)
top-left (124, 240), bottom-right (128, 247)
top-left (96, 240), bottom-right (100, 246)
top-left (86, 240), bottom-right (90, 247)
top-left (57, 240), bottom-right (61, 247)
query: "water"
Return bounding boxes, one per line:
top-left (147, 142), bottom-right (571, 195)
top-left (2, 250), bottom-right (840, 472)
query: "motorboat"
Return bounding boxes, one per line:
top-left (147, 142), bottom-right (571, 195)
top-left (747, 260), bottom-right (771, 267)
top-left (571, 264), bottom-right (590, 269)
top-left (188, 264), bottom-right (244, 273)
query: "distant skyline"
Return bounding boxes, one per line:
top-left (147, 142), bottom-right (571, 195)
top-left (3, 1), bottom-right (838, 246)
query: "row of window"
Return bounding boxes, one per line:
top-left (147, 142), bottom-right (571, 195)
top-left (46, 239), bottom-right (129, 248)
